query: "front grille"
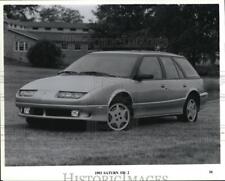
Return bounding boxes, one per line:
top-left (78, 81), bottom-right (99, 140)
top-left (21, 107), bottom-right (82, 118)
top-left (45, 109), bottom-right (71, 117)
top-left (30, 108), bottom-right (43, 115)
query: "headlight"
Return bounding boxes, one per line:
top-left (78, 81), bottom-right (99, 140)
top-left (57, 91), bottom-right (86, 99)
top-left (19, 90), bottom-right (37, 97)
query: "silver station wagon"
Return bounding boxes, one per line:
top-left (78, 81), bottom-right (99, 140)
top-left (16, 51), bottom-right (208, 131)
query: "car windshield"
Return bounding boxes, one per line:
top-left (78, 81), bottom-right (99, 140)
top-left (63, 53), bottom-right (139, 78)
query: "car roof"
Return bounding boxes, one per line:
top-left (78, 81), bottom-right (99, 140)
top-left (91, 50), bottom-right (184, 57)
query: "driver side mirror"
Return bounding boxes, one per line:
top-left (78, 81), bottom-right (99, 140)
top-left (134, 74), bottom-right (154, 81)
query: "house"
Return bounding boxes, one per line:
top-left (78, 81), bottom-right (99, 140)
top-left (4, 19), bottom-right (93, 65)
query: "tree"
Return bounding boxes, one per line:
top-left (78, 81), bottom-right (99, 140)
top-left (39, 5), bottom-right (84, 23)
top-left (27, 40), bottom-right (62, 68)
top-left (92, 5), bottom-right (219, 65)
top-left (4, 5), bottom-right (39, 21)
top-left (92, 5), bottom-right (153, 38)
top-left (149, 5), bottom-right (219, 66)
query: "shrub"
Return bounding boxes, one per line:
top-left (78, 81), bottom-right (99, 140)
top-left (195, 64), bottom-right (219, 77)
top-left (27, 40), bottom-right (62, 68)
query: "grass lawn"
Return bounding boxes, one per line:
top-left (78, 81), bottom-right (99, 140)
top-left (4, 63), bottom-right (220, 165)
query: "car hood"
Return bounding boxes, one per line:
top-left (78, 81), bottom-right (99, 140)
top-left (21, 75), bottom-right (129, 92)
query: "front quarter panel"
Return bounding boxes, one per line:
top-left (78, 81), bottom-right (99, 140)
top-left (83, 79), bottom-right (135, 106)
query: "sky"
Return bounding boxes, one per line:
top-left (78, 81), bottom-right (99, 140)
top-left (63, 5), bottom-right (97, 23)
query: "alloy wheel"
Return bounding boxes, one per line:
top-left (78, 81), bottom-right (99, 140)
top-left (107, 103), bottom-right (130, 131)
top-left (186, 99), bottom-right (197, 122)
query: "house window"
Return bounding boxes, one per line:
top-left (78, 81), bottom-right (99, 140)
top-left (74, 42), bottom-right (81, 50)
top-left (32, 27), bottom-right (39, 30)
top-left (15, 41), bottom-right (18, 51)
top-left (15, 41), bottom-right (28, 52)
top-left (62, 42), bottom-right (68, 49)
top-left (83, 28), bottom-right (89, 32)
top-left (70, 28), bottom-right (76, 31)
top-left (24, 42), bottom-right (28, 51)
top-left (57, 27), bottom-right (64, 31)
top-left (19, 42), bottom-right (24, 51)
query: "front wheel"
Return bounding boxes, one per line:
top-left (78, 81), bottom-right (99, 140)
top-left (107, 102), bottom-right (132, 131)
top-left (26, 117), bottom-right (41, 127)
top-left (178, 97), bottom-right (199, 122)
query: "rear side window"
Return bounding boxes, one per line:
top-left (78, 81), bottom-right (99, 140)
top-left (174, 61), bottom-right (185, 79)
top-left (173, 57), bottom-right (200, 78)
top-left (160, 57), bottom-right (179, 79)
top-left (138, 57), bottom-right (162, 79)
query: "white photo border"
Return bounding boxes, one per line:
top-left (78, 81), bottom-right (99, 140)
top-left (1, 0), bottom-right (224, 180)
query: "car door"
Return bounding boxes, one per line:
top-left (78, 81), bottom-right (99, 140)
top-left (132, 56), bottom-right (169, 118)
top-left (159, 56), bottom-right (187, 114)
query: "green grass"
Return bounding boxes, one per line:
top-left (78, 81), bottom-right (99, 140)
top-left (4, 63), bottom-right (220, 165)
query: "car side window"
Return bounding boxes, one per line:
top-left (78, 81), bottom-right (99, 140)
top-left (173, 57), bottom-right (200, 78)
top-left (160, 57), bottom-right (179, 79)
top-left (174, 61), bottom-right (185, 79)
top-left (138, 57), bottom-right (162, 80)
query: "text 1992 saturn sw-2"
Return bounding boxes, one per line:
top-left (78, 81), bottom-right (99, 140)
top-left (16, 51), bottom-right (208, 131)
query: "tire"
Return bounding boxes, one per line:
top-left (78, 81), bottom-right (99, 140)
top-left (178, 96), bottom-right (199, 122)
top-left (107, 100), bottom-right (133, 131)
top-left (26, 118), bottom-right (41, 127)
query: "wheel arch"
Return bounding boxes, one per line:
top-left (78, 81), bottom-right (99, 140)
top-left (107, 90), bottom-right (134, 131)
top-left (185, 90), bottom-right (200, 110)
top-left (108, 90), bottom-right (133, 107)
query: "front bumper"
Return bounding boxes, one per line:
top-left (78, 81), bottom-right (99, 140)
top-left (16, 102), bottom-right (108, 122)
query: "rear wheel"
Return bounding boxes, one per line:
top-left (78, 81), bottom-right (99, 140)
top-left (107, 102), bottom-right (132, 131)
top-left (178, 96), bottom-right (199, 122)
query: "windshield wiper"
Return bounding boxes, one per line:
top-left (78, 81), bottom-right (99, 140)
top-left (58, 70), bottom-right (79, 75)
top-left (79, 71), bottom-right (117, 77)
top-left (59, 70), bottom-right (118, 77)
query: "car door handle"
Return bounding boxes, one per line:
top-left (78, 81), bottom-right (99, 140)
top-left (183, 84), bottom-right (187, 88)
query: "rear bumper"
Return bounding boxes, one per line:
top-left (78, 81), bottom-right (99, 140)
top-left (16, 102), bottom-right (108, 122)
top-left (200, 92), bottom-right (208, 109)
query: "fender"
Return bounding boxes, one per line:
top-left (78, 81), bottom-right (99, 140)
top-left (107, 89), bottom-right (133, 106)
top-left (185, 88), bottom-right (200, 100)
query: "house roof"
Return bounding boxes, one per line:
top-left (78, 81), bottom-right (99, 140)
top-left (9, 29), bottom-right (91, 42)
top-left (8, 29), bottom-right (39, 40)
top-left (5, 19), bottom-right (89, 29)
top-left (5, 19), bottom-right (92, 42)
